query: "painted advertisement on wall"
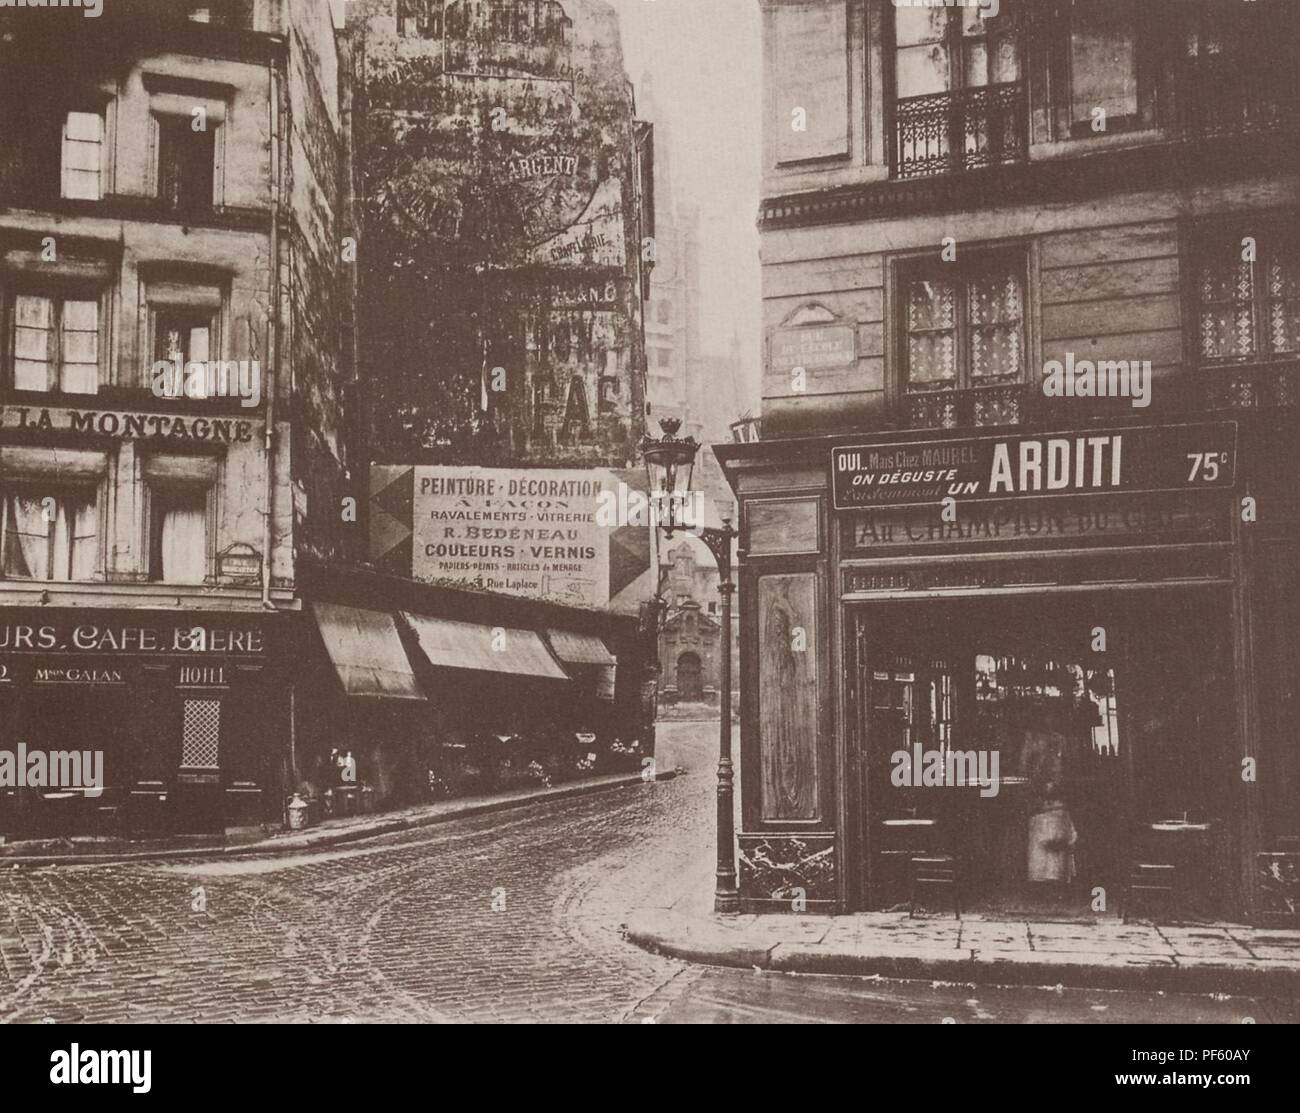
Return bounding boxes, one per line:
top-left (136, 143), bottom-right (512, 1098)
top-left (412, 467), bottom-right (610, 609)
top-left (370, 464), bottom-right (654, 615)
top-left (352, 0), bottom-right (646, 465)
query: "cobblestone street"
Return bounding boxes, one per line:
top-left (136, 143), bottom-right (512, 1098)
top-left (3, 720), bottom-right (1297, 1026)
top-left (0, 727), bottom-right (715, 1025)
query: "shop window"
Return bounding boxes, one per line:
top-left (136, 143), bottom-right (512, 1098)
top-left (1062, 0), bottom-right (1140, 136)
top-left (180, 698), bottom-right (221, 770)
top-left (1259, 544), bottom-right (1300, 839)
top-left (61, 110), bottom-right (103, 201)
top-left (897, 254), bottom-right (1026, 428)
top-left (1193, 223), bottom-right (1299, 364)
top-left (8, 292), bottom-right (100, 394)
top-left (156, 115), bottom-right (216, 214)
top-left (892, 2), bottom-right (1025, 178)
top-left (0, 488), bottom-right (99, 582)
top-left (148, 486), bottom-right (211, 585)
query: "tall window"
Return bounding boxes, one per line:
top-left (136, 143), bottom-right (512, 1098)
top-left (1195, 227), bottom-right (1300, 363)
top-left (1177, 0), bottom-right (1295, 137)
top-left (157, 116), bottom-right (215, 214)
top-left (1064, 0), bottom-right (1140, 135)
top-left (895, 5), bottom-right (1020, 99)
top-left (899, 255), bottom-right (1025, 427)
top-left (397, 0), bottom-right (442, 38)
top-left (61, 110), bottom-right (103, 201)
top-left (0, 489), bottom-right (99, 581)
top-left (149, 486), bottom-right (210, 584)
top-left (10, 293), bottom-right (100, 394)
top-left (154, 308), bottom-right (214, 396)
top-left (893, 3), bottom-right (1024, 177)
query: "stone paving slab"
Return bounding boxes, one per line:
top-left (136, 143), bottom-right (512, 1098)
top-left (624, 906), bottom-right (1300, 997)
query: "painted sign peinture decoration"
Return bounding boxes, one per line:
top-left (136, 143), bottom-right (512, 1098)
top-left (831, 423), bottom-right (1239, 511)
top-left (413, 467), bottom-right (610, 609)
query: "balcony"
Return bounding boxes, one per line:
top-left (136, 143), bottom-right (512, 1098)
top-left (893, 83), bottom-right (1028, 181)
top-left (905, 383), bottom-right (1025, 430)
top-left (1194, 359), bottom-right (1300, 411)
top-left (1177, 64), bottom-right (1297, 142)
top-left (899, 361), bottom-right (1300, 433)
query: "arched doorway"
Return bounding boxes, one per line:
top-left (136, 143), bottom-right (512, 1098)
top-left (677, 652), bottom-right (703, 702)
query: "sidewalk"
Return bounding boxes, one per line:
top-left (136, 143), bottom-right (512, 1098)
top-left (624, 883), bottom-right (1300, 997)
top-left (0, 771), bottom-right (661, 866)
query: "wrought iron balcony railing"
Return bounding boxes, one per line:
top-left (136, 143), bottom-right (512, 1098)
top-left (905, 384), bottom-right (1025, 430)
top-left (1176, 65), bottom-right (1298, 141)
top-left (1195, 359), bottom-right (1300, 411)
top-left (899, 361), bottom-right (1300, 432)
top-left (893, 82), bottom-right (1028, 180)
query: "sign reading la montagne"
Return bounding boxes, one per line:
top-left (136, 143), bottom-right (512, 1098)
top-left (831, 423), bottom-right (1238, 510)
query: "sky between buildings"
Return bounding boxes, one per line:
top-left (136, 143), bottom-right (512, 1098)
top-left (332, 0), bottom-right (763, 418)
top-left (607, 0), bottom-right (762, 414)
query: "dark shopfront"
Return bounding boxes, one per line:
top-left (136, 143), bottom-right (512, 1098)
top-left (295, 562), bottom-right (646, 816)
top-left (719, 417), bottom-right (1300, 926)
top-left (0, 609), bottom-right (286, 839)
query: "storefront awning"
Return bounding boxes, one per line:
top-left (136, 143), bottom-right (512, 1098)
top-left (313, 603), bottom-right (425, 701)
top-left (400, 613), bottom-right (569, 681)
top-left (545, 628), bottom-right (617, 667)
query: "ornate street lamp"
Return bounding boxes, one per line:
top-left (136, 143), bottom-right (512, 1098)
top-left (641, 418), bottom-right (740, 913)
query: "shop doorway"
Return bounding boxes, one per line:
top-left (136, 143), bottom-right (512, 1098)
top-left (676, 652), bottom-right (703, 702)
top-left (850, 588), bottom-right (1235, 920)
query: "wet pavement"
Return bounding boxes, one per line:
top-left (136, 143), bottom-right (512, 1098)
top-left (0, 721), bottom-right (1295, 1024)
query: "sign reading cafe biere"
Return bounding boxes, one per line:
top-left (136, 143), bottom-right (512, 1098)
top-left (831, 423), bottom-right (1238, 511)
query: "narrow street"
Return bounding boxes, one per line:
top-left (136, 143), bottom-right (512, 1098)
top-left (0, 722), bottom-right (1293, 1024)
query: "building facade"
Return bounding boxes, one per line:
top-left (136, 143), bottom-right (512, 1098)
top-left (347, 0), bottom-right (650, 469)
top-left (718, 0), bottom-right (1300, 924)
top-left (0, 0), bottom-right (355, 836)
top-left (657, 537), bottom-right (739, 711)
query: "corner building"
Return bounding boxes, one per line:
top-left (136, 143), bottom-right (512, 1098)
top-left (0, 1), bottom-right (356, 836)
top-left (717, 0), bottom-right (1300, 924)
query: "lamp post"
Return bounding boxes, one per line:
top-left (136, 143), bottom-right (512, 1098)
top-left (641, 418), bottom-right (740, 914)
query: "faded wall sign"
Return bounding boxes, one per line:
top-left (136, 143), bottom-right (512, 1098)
top-left (412, 466), bottom-right (611, 609)
top-left (770, 324), bottom-right (856, 375)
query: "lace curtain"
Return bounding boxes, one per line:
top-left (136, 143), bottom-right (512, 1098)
top-left (2, 493), bottom-right (98, 581)
top-left (159, 500), bottom-right (208, 585)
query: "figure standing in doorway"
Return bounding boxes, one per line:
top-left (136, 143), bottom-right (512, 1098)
top-left (1027, 782), bottom-right (1078, 884)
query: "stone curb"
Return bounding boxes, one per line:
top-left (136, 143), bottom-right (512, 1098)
top-left (623, 908), bottom-right (1300, 997)
top-left (2, 771), bottom-right (675, 867)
